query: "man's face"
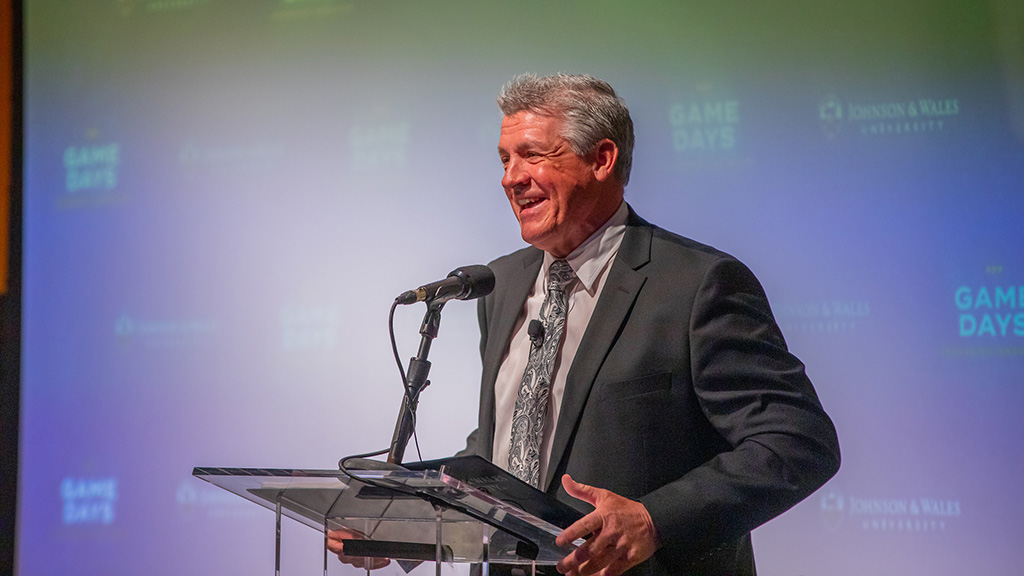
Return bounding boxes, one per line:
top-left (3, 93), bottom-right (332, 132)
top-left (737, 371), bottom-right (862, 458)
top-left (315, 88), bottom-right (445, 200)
top-left (498, 111), bottom-right (608, 258)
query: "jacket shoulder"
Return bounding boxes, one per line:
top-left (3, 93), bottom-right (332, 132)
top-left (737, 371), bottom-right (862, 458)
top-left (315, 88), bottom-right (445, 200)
top-left (487, 245), bottom-right (539, 271)
top-left (629, 211), bottom-right (741, 270)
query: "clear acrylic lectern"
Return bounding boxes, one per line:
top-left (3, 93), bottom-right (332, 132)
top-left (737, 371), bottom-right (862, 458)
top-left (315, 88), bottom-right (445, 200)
top-left (192, 466), bottom-right (577, 575)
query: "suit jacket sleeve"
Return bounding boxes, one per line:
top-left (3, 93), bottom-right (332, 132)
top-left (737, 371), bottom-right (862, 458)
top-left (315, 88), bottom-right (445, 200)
top-left (636, 255), bottom-right (840, 562)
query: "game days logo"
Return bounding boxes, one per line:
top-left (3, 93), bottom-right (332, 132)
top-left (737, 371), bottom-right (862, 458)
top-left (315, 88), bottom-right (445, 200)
top-left (669, 99), bottom-right (739, 154)
top-left (64, 143), bottom-right (118, 192)
top-left (955, 285), bottom-right (1024, 338)
top-left (61, 477), bottom-right (118, 525)
top-left (60, 142), bottom-right (127, 208)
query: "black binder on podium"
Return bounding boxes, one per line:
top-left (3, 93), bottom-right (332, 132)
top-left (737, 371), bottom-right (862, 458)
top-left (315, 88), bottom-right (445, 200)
top-left (192, 457), bottom-right (582, 572)
top-left (404, 455), bottom-right (584, 529)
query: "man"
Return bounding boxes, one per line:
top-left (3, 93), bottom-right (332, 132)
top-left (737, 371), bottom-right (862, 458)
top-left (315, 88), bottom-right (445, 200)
top-left (332, 73), bottom-right (840, 576)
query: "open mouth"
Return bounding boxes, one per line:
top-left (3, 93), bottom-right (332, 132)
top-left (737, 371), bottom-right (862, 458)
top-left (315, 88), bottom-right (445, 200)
top-left (517, 197), bottom-right (546, 213)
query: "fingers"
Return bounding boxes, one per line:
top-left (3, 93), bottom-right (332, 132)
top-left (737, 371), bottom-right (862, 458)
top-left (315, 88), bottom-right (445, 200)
top-left (557, 475), bottom-right (610, 548)
top-left (558, 527), bottom-right (616, 575)
top-left (556, 510), bottom-right (601, 548)
top-left (561, 474), bottom-right (601, 504)
top-left (553, 478), bottom-right (661, 576)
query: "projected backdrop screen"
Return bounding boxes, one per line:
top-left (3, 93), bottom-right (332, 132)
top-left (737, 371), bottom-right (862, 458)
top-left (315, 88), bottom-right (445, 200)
top-left (18, 1), bottom-right (1024, 575)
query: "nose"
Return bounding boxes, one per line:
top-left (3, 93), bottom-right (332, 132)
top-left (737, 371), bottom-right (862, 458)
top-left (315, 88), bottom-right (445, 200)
top-left (501, 157), bottom-right (529, 191)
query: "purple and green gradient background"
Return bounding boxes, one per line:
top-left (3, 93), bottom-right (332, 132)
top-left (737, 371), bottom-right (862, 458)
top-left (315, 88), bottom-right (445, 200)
top-left (18, 1), bottom-right (1024, 574)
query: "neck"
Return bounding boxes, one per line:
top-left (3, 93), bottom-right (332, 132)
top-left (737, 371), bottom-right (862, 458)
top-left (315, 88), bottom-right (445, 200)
top-left (547, 193), bottom-right (624, 258)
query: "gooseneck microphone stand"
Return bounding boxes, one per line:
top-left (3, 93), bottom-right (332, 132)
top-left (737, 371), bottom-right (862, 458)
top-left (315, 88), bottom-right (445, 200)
top-left (387, 300), bottom-right (444, 465)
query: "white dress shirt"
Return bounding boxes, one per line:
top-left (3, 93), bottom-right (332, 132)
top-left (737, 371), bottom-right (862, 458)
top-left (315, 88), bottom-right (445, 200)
top-left (492, 201), bottom-right (629, 484)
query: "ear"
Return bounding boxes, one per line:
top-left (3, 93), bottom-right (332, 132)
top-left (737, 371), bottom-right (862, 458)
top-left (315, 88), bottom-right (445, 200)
top-left (591, 139), bottom-right (619, 182)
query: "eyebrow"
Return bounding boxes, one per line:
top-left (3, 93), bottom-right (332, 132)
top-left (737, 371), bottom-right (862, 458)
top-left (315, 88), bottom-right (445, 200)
top-left (498, 138), bottom-right (545, 156)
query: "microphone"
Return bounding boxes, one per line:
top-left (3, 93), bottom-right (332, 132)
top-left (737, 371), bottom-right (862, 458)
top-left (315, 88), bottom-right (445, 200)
top-left (396, 265), bottom-right (496, 305)
top-left (528, 319), bottom-right (545, 346)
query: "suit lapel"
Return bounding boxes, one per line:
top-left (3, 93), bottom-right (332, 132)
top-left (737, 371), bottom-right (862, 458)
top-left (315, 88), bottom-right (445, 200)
top-left (478, 248), bottom-right (543, 458)
top-left (543, 210), bottom-right (653, 490)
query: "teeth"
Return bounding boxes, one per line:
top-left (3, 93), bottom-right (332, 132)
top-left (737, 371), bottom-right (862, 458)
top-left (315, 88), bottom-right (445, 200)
top-left (518, 198), bottom-right (541, 207)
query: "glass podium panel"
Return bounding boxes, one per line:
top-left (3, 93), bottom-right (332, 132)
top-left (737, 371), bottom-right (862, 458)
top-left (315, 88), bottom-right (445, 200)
top-left (192, 466), bottom-right (576, 566)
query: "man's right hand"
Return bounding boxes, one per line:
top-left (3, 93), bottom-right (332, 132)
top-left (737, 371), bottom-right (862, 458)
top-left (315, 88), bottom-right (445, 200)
top-left (327, 527), bottom-right (391, 570)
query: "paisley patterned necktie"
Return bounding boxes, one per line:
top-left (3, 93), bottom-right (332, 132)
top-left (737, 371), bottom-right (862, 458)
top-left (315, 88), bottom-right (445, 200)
top-left (508, 259), bottom-right (576, 487)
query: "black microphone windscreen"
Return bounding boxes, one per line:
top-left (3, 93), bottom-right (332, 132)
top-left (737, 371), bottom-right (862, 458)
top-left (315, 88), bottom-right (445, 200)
top-left (448, 265), bottom-right (495, 301)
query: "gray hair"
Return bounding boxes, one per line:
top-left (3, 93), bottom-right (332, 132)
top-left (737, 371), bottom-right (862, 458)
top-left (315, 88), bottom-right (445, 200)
top-left (498, 73), bottom-right (635, 185)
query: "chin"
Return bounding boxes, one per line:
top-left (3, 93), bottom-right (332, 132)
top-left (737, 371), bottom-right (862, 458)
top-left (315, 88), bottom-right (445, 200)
top-left (519, 227), bottom-right (549, 246)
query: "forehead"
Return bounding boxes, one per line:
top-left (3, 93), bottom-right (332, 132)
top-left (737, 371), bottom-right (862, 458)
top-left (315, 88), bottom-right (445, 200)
top-left (498, 111), bottom-right (564, 153)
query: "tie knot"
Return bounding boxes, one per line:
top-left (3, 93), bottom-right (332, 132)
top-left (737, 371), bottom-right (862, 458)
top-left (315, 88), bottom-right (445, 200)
top-left (547, 259), bottom-right (576, 292)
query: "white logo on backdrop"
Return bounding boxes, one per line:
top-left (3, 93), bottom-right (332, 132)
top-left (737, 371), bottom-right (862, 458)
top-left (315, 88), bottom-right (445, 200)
top-left (669, 100), bottom-right (739, 153)
top-left (819, 95), bottom-right (959, 138)
top-left (61, 477), bottom-right (118, 525)
top-left (822, 487), bottom-right (962, 534)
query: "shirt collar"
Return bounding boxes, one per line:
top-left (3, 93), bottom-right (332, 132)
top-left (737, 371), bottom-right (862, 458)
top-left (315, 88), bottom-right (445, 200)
top-left (543, 200), bottom-right (629, 294)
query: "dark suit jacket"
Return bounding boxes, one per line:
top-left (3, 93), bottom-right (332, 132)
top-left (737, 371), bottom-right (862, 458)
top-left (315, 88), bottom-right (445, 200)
top-left (462, 207), bottom-right (840, 576)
